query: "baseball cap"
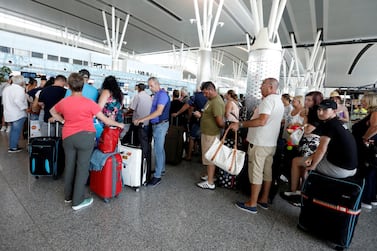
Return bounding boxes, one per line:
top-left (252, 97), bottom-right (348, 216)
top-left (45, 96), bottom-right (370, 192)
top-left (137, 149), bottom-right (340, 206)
top-left (319, 99), bottom-right (337, 110)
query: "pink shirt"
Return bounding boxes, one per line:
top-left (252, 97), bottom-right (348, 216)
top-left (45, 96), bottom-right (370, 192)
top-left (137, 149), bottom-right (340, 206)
top-left (55, 96), bottom-right (101, 139)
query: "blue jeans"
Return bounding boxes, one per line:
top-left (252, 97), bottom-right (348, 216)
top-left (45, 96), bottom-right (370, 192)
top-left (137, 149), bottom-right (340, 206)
top-left (152, 121), bottom-right (169, 178)
top-left (9, 116), bottom-right (26, 149)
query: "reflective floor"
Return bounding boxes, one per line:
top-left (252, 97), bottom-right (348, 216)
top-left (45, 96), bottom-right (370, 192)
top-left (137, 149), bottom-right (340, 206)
top-left (1, 132), bottom-right (377, 250)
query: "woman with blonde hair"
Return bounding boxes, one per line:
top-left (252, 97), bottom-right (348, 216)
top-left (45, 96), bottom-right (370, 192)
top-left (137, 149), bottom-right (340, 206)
top-left (352, 93), bottom-right (377, 209)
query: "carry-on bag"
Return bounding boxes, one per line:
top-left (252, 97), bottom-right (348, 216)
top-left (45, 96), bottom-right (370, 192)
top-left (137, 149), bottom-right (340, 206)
top-left (90, 151), bottom-right (122, 202)
top-left (28, 122), bottom-right (64, 179)
top-left (98, 126), bottom-right (121, 153)
top-left (298, 171), bottom-right (364, 249)
top-left (119, 129), bottom-right (147, 191)
top-left (164, 117), bottom-right (184, 165)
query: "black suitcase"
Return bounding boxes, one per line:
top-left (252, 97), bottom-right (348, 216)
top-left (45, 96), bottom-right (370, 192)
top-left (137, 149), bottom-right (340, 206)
top-left (164, 117), bottom-right (184, 165)
top-left (298, 171), bottom-right (364, 249)
top-left (29, 122), bottom-right (64, 179)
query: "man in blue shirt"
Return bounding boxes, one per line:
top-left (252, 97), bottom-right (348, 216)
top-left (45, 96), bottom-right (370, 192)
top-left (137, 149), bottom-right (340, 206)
top-left (65, 69), bottom-right (98, 102)
top-left (134, 77), bottom-right (170, 186)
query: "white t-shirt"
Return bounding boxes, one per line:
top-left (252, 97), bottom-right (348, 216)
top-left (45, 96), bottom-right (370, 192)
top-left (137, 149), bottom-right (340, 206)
top-left (247, 94), bottom-right (284, 147)
top-left (2, 84), bottom-right (28, 122)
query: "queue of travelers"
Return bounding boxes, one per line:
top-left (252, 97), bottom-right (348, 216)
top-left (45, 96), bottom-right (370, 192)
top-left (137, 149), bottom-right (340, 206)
top-left (2, 71), bottom-right (377, 214)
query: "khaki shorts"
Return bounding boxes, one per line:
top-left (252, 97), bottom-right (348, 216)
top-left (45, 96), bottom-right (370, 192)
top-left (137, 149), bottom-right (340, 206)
top-left (201, 133), bottom-right (220, 166)
top-left (248, 145), bottom-right (276, 184)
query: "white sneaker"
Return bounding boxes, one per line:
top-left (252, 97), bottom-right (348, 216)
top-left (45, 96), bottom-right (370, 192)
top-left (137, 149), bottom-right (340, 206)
top-left (197, 181), bottom-right (215, 190)
top-left (72, 197), bottom-right (93, 211)
top-left (284, 190), bottom-right (301, 196)
top-left (361, 202), bottom-right (372, 210)
top-left (6, 126), bottom-right (11, 133)
top-left (0, 126), bottom-right (6, 132)
top-left (200, 175), bottom-right (217, 182)
top-left (371, 201), bottom-right (377, 206)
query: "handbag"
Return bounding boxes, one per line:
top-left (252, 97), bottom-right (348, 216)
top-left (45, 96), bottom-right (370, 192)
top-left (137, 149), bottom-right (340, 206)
top-left (98, 126), bottom-right (121, 153)
top-left (289, 127), bottom-right (304, 146)
top-left (204, 127), bottom-right (245, 176)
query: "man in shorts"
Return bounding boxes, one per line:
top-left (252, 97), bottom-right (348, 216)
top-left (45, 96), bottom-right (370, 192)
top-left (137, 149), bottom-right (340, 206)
top-left (230, 78), bottom-right (284, 214)
top-left (196, 81), bottom-right (225, 190)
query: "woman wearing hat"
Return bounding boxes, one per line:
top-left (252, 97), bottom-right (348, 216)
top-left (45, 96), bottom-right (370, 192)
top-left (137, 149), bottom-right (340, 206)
top-left (330, 91), bottom-right (349, 128)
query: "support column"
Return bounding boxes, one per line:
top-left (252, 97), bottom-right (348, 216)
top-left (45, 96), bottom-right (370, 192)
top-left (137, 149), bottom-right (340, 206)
top-left (246, 28), bottom-right (282, 98)
top-left (192, 0), bottom-right (224, 89)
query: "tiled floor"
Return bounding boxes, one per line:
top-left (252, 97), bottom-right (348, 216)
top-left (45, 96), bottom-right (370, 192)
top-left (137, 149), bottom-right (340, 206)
top-left (1, 132), bottom-right (377, 250)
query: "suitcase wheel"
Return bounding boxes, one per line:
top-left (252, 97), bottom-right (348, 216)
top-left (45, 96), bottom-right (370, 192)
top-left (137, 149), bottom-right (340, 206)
top-left (103, 198), bottom-right (110, 203)
top-left (135, 188), bottom-right (140, 192)
top-left (35, 176), bottom-right (39, 179)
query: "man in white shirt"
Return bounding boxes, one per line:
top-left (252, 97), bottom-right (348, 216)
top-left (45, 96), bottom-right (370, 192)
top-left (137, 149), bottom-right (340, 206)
top-left (230, 78), bottom-right (284, 214)
top-left (2, 75), bottom-right (28, 152)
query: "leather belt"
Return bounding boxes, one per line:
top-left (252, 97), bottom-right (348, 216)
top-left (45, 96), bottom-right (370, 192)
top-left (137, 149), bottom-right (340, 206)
top-left (152, 120), bottom-right (168, 125)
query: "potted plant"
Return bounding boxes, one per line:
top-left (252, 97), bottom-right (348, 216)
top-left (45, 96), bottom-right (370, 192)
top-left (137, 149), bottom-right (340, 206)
top-left (0, 66), bottom-right (12, 82)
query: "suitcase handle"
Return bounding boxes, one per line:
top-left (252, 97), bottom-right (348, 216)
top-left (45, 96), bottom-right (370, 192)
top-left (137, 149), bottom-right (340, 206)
top-left (47, 121), bottom-right (62, 137)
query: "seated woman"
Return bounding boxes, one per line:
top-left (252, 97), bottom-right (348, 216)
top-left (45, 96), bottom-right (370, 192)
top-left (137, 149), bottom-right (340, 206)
top-left (281, 91), bottom-right (323, 205)
top-left (284, 95), bottom-right (305, 141)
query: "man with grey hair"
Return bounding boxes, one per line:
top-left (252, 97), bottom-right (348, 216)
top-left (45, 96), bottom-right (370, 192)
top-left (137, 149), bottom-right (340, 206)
top-left (230, 78), bottom-right (284, 214)
top-left (2, 75), bottom-right (28, 152)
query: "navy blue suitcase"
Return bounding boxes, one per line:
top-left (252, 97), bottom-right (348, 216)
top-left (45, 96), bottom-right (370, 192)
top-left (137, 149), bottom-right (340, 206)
top-left (29, 122), bottom-right (64, 179)
top-left (298, 171), bottom-right (364, 249)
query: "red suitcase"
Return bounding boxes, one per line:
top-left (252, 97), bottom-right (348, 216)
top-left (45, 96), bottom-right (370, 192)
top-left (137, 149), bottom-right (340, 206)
top-left (90, 153), bottom-right (122, 203)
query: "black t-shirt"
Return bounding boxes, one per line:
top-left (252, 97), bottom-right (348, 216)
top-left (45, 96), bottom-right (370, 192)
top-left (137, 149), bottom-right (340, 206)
top-left (307, 105), bottom-right (323, 135)
top-left (39, 86), bottom-right (67, 122)
top-left (322, 117), bottom-right (357, 170)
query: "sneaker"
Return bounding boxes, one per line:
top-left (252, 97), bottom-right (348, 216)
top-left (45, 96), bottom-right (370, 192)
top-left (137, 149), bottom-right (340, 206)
top-left (257, 202), bottom-right (269, 210)
top-left (235, 201), bottom-right (257, 214)
top-left (6, 126), bottom-right (11, 133)
top-left (371, 200), bottom-right (377, 206)
top-left (200, 175), bottom-right (217, 182)
top-left (8, 148), bottom-right (22, 153)
top-left (148, 177), bottom-right (161, 187)
top-left (0, 126), bottom-right (6, 132)
top-left (64, 199), bottom-right (72, 204)
top-left (279, 174), bottom-right (289, 183)
top-left (197, 181), bottom-right (215, 190)
top-left (361, 202), bottom-right (372, 210)
top-left (283, 190), bottom-right (301, 197)
top-left (72, 197), bottom-right (93, 211)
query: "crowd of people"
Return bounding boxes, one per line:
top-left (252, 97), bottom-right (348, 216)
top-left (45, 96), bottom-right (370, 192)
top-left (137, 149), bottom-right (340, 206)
top-left (1, 71), bottom-right (377, 214)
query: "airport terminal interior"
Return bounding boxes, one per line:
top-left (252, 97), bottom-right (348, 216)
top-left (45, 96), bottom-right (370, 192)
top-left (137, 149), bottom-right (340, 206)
top-left (1, 133), bottom-right (377, 250)
top-left (1, 0), bottom-right (377, 250)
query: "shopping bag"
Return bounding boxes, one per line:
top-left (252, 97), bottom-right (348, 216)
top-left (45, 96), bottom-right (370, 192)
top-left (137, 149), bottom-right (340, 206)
top-left (204, 128), bottom-right (245, 175)
top-left (289, 127), bottom-right (304, 146)
top-left (98, 126), bottom-right (121, 153)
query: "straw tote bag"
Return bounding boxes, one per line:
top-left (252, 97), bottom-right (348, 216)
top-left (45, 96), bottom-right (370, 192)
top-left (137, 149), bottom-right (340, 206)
top-left (205, 128), bottom-right (246, 175)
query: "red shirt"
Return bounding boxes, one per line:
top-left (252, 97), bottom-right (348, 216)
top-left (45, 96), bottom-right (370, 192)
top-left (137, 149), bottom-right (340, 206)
top-left (54, 96), bottom-right (101, 139)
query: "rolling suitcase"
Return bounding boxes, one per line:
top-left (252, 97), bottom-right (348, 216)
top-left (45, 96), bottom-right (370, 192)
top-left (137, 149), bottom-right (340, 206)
top-left (28, 122), bottom-right (64, 179)
top-left (119, 130), bottom-right (147, 191)
top-left (298, 171), bottom-right (365, 250)
top-left (164, 117), bottom-right (184, 165)
top-left (90, 152), bottom-right (122, 203)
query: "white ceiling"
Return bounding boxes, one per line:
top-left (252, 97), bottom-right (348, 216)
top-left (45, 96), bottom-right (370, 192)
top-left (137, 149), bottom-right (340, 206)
top-left (0, 0), bottom-right (377, 88)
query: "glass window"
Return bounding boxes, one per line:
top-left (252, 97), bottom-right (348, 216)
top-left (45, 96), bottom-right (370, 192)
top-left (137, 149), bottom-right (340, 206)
top-left (47, 55), bottom-right (58, 61)
top-left (31, 51), bottom-right (43, 58)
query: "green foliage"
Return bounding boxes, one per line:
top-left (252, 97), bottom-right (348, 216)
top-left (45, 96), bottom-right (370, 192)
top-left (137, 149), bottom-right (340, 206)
top-left (0, 66), bottom-right (12, 82)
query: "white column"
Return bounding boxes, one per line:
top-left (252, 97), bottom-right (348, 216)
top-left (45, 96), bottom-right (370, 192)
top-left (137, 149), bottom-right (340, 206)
top-left (192, 0), bottom-right (224, 89)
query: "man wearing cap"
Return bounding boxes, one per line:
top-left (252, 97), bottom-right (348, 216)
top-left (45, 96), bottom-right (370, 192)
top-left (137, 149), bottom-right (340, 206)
top-left (65, 69), bottom-right (98, 102)
top-left (289, 99), bottom-right (357, 196)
